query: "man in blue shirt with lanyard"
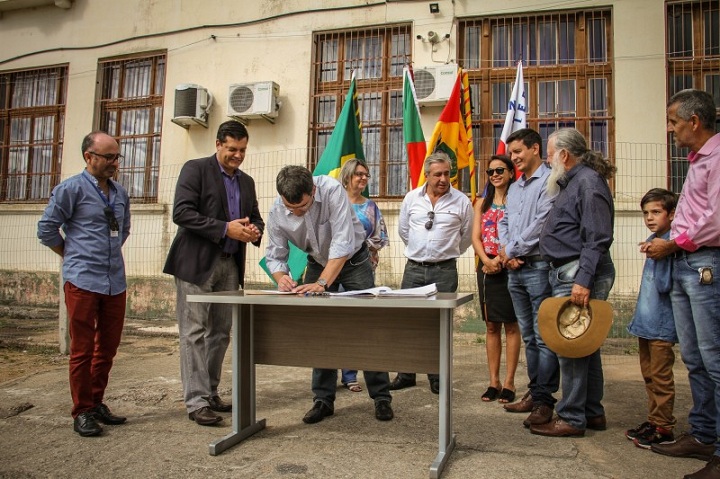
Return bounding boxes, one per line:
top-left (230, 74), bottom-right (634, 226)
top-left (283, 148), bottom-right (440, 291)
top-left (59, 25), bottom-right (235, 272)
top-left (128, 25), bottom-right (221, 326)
top-left (497, 128), bottom-right (557, 428)
top-left (38, 131), bottom-right (131, 437)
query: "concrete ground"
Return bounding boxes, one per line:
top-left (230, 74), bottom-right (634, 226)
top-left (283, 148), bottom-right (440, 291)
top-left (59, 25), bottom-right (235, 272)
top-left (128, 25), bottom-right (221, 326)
top-left (0, 320), bottom-right (707, 479)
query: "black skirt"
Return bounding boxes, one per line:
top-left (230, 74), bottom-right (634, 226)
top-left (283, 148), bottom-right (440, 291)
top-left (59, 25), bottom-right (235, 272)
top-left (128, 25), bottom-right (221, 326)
top-left (477, 267), bottom-right (517, 324)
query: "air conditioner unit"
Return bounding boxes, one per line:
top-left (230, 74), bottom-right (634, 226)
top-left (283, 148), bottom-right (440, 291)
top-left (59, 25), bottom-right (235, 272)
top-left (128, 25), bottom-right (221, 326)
top-left (171, 84), bottom-right (213, 129)
top-left (414, 65), bottom-right (457, 106)
top-left (227, 81), bottom-right (280, 123)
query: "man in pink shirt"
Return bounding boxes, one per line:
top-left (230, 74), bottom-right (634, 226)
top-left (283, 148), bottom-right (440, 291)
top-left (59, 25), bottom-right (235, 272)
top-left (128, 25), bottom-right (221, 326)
top-left (643, 89), bottom-right (720, 479)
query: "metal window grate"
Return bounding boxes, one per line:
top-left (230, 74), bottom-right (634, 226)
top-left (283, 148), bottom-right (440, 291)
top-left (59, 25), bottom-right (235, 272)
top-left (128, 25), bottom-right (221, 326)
top-left (310, 26), bottom-right (411, 198)
top-left (0, 66), bottom-right (67, 203)
top-left (458, 9), bottom-right (614, 193)
top-left (98, 52), bottom-right (166, 203)
top-left (666, 0), bottom-right (720, 192)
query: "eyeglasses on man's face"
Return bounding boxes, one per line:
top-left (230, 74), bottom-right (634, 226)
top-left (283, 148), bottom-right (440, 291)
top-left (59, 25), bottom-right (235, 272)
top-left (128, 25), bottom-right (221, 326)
top-left (425, 211), bottom-right (435, 230)
top-left (89, 151), bottom-right (124, 163)
top-left (486, 167), bottom-right (507, 176)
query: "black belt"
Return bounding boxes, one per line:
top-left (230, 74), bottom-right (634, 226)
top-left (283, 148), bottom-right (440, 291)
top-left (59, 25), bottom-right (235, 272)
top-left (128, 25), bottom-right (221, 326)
top-left (674, 246), bottom-right (719, 258)
top-left (548, 256), bottom-right (579, 269)
top-left (408, 258), bottom-right (456, 267)
top-left (348, 242), bottom-right (368, 262)
top-left (219, 252), bottom-right (234, 259)
top-left (519, 255), bottom-right (544, 263)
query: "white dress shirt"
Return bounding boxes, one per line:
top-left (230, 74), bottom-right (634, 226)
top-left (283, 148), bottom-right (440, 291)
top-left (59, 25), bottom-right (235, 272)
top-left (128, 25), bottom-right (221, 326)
top-left (398, 184), bottom-right (473, 262)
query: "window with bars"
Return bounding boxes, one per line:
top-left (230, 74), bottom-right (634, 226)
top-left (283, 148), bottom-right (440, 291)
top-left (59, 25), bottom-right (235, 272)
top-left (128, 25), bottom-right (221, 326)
top-left (310, 26), bottom-right (411, 197)
top-left (666, 0), bottom-right (720, 193)
top-left (0, 66), bottom-right (67, 203)
top-left (97, 52), bottom-right (166, 202)
top-left (459, 10), bottom-right (614, 190)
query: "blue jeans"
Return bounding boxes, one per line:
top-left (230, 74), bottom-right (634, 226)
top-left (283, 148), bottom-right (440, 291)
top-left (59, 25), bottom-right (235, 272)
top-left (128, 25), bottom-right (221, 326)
top-left (341, 369), bottom-right (357, 384)
top-left (671, 248), bottom-right (720, 452)
top-left (550, 258), bottom-right (615, 429)
top-left (395, 259), bottom-right (458, 383)
top-left (304, 247), bottom-right (391, 407)
top-left (507, 260), bottom-right (557, 406)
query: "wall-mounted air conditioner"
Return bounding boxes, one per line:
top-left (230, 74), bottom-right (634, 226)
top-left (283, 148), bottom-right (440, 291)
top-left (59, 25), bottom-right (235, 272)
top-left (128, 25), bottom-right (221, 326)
top-left (227, 81), bottom-right (280, 123)
top-left (414, 65), bottom-right (457, 106)
top-left (171, 84), bottom-right (212, 129)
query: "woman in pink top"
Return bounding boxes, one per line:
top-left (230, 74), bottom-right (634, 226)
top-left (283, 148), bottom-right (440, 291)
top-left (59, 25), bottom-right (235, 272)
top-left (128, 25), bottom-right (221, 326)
top-left (472, 155), bottom-right (520, 404)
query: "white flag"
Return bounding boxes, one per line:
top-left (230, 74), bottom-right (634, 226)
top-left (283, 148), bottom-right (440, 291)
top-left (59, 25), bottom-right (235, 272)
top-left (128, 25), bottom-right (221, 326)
top-left (496, 61), bottom-right (527, 155)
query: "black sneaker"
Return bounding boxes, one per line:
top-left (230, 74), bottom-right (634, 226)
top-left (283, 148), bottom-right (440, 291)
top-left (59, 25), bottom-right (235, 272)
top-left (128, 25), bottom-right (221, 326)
top-left (634, 426), bottom-right (674, 449)
top-left (625, 421), bottom-right (654, 441)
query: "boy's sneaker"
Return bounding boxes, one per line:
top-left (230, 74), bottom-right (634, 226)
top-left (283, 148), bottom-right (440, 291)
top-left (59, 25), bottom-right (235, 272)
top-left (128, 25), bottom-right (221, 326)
top-left (625, 421), bottom-right (654, 441)
top-left (633, 426), bottom-right (674, 449)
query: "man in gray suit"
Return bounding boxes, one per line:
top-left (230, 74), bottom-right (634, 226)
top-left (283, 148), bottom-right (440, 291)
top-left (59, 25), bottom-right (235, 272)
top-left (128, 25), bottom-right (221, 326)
top-left (164, 120), bottom-right (264, 426)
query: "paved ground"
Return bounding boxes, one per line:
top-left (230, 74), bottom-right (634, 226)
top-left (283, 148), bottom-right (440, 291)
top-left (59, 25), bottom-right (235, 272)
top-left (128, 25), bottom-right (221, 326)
top-left (0, 318), bottom-right (706, 479)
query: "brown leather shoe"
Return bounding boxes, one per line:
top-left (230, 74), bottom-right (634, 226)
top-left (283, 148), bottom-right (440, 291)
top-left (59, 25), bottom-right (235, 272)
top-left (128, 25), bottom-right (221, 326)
top-left (586, 415), bottom-right (607, 431)
top-left (530, 417), bottom-right (585, 437)
top-left (207, 395), bottom-right (232, 412)
top-left (523, 403), bottom-right (553, 428)
top-left (685, 455), bottom-right (720, 479)
top-left (188, 406), bottom-right (223, 426)
top-left (651, 432), bottom-right (715, 461)
top-left (504, 391), bottom-right (533, 413)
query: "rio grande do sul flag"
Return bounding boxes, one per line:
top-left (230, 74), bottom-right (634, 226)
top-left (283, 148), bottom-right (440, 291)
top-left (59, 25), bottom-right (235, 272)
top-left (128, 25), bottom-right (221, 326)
top-left (403, 66), bottom-right (427, 189)
top-left (495, 61), bottom-right (527, 156)
top-left (421, 66), bottom-right (473, 191)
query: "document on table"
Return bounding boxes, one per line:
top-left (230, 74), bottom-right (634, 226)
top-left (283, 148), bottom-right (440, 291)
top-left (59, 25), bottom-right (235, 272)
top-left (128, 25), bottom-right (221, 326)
top-left (329, 283), bottom-right (438, 297)
top-left (243, 290), bottom-right (297, 295)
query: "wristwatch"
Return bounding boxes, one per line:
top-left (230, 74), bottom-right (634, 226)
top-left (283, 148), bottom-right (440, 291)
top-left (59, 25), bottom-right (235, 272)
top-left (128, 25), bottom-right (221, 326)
top-left (316, 278), bottom-right (328, 290)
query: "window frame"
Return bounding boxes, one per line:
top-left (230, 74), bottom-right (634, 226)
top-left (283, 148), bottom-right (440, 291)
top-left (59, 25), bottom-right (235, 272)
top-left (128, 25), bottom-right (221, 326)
top-left (0, 65), bottom-right (67, 203)
top-left (459, 10), bottom-right (615, 191)
top-left (96, 50), bottom-right (166, 203)
top-left (309, 25), bottom-right (411, 198)
top-left (666, 1), bottom-right (720, 193)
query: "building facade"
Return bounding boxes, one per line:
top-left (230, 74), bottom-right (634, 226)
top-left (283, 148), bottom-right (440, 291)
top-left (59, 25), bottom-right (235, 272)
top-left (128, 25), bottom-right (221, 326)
top-left (1, 0), bottom-right (718, 317)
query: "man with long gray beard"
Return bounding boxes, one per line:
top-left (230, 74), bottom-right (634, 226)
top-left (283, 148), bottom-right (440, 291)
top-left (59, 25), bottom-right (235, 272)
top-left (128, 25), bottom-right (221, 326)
top-left (532, 128), bottom-right (615, 438)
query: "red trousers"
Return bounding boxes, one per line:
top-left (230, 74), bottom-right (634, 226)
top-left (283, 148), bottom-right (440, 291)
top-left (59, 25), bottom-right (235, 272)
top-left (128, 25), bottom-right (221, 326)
top-left (64, 282), bottom-right (126, 418)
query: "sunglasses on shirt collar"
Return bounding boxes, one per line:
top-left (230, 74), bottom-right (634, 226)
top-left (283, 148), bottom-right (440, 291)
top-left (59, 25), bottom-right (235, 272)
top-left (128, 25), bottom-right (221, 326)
top-left (425, 211), bottom-right (435, 230)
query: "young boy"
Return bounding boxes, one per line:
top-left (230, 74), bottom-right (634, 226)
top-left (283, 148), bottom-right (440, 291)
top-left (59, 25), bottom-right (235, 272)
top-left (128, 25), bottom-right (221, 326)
top-left (625, 188), bottom-right (678, 449)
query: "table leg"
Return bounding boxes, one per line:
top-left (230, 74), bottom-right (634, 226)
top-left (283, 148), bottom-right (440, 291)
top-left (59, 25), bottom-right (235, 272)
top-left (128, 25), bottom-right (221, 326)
top-left (429, 307), bottom-right (455, 478)
top-left (209, 304), bottom-right (266, 455)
